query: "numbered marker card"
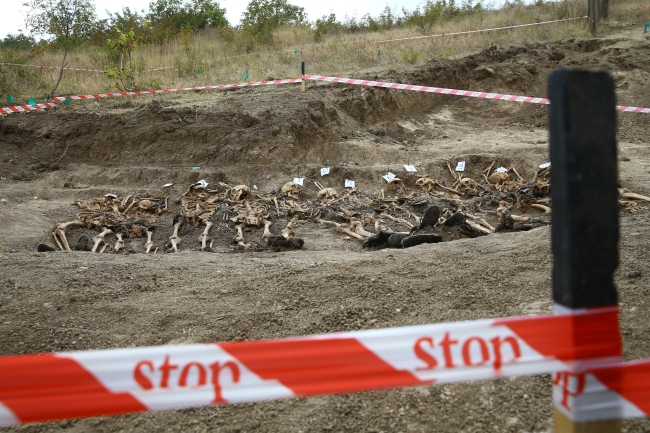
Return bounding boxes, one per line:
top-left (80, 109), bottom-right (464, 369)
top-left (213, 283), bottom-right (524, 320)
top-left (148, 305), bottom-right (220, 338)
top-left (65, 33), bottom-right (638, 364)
top-left (404, 165), bottom-right (417, 173)
top-left (293, 177), bottom-right (304, 186)
top-left (320, 167), bottom-right (330, 176)
top-left (495, 167), bottom-right (508, 173)
top-left (162, 183), bottom-right (174, 188)
top-left (539, 162), bottom-right (551, 169)
top-left (455, 161), bottom-right (466, 172)
top-left (345, 179), bottom-right (356, 188)
top-left (383, 172), bottom-right (396, 182)
top-left (198, 179), bottom-right (209, 187)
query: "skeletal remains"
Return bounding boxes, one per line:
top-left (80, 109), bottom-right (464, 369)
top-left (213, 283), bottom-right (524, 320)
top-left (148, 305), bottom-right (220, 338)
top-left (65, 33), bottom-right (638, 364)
top-left (38, 160), bottom-right (650, 253)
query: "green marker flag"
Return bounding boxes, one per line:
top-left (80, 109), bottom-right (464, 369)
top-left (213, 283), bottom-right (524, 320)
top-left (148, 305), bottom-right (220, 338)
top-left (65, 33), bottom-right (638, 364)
top-left (46, 95), bottom-right (51, 103)
top-left (244, 69), bottom-right (249, 81)
top-left (7, 94), bottom-right (14, 103)
top-left (377, 50), bottom-right (381, 56)
top-left (294, 49), bottom-right (298, 54)
top-left (195, 69), bottom-right (201, 75)
top-left (28, 97), bottom-right (37, 106)
top-left (64, 96), bottom-right (71, 106)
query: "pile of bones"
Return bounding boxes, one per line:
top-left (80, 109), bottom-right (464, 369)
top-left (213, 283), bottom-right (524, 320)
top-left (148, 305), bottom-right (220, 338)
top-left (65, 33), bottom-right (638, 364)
top-left (39, 161), bottom-right (650, 253)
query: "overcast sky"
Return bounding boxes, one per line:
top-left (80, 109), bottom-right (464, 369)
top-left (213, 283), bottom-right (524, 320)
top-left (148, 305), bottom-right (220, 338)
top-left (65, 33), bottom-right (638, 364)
top-left (1, 0), bottom-right (426, 39)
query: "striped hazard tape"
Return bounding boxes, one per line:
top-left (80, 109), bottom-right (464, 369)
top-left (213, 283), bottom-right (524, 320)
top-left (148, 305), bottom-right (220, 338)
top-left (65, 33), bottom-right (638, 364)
top-left (0, 78), bottom-right (302, 115)
top-left (554, 359), bottom-right (650, 422)
top-left (304, 74), bottom-right (650, 114)
top-left (1, 75), bottom-right (649, 116)
top-left (0, 307), bottom-right (623, 425)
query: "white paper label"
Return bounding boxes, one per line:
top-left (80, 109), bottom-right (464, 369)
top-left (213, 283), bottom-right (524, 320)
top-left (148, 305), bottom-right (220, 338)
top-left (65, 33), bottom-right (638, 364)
top-left (455, 161), bottom-right (466, 172)
top-left (404, 165), bottom-right (417, 173)
top-left (162, 183), bottom-right (173, 188)
top-left (383, 172), bottom-right (396, 182)
top-left (320, 167), bottom-right (330, 176)
top-left (198, 179), bottom-right (209, 187)
top-left (495, 167), bottom-right (508, 173)
top-left (345, 179), bottom-right (355, 188)
top-left (539, 162), bottom-right (551, 169)
top-left (253, 185), bottom-right (258, 190)
top-left (293, 177), bottom-right (304, 186)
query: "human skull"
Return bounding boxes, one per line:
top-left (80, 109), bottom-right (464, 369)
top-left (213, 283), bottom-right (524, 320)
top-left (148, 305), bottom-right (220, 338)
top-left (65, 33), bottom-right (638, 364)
top-left (387, 178), bottom-right (403, 192)
top-left (317, 188), bottom-right (338, 203)
top-left (416, 177), bottom-right (436, 192)
top-left (230, 185), bottom-right (251, 201)
top-left (281, 182), bottom-right (300, 200)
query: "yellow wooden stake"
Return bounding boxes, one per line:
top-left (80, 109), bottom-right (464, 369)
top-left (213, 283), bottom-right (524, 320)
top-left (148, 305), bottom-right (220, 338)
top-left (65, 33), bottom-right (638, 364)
top-left (554, 408), bottom-right (622, 433)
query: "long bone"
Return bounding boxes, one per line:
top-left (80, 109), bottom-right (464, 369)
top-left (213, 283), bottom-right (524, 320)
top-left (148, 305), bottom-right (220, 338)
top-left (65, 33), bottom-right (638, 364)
top-left (262, 219), bottom-right (273, 239)
top-left (52, 220), bottom-right (85, 251)
top-left (314, 217), bottom-right (364, 239)
top-left (619, 188), bottom-right (650, 203)
top-left (233, 223), bottom-right (252, 248)
top-left (92, 228), bottom-right (113, 252)
top-left (462, 213), bottom-right (496, 233)
top-left (464, 219), bottom-right (492, 234)
top-left (114, 233), bottom-right (125, 253)
top-left (382, 213), bottom-right (414, 230)
top-left (168, 218), bottom-right (183, 252)
top-left (199, 220), bottom-right (214, 250)
top-left (144, 229), bottom-right (155, 253)
top-left (530, 203), bottom-right (551, 214)
top-left (350, 219), bottom-right (374, 237)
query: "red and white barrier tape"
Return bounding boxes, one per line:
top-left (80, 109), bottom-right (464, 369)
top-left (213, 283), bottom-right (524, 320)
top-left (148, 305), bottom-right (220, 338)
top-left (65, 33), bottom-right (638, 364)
top-left (554, 359), bottom-right (650, 422)
top-left (369, 16), bottom-right (588, 45)
top-left (2, 74), bottom-right (649, 116)
top-left (304, 74), bottom-right (650, 114)
top-left (0, 307), bottom-right (621, 425)
top-left (0, 78), bottom-right (302, 115)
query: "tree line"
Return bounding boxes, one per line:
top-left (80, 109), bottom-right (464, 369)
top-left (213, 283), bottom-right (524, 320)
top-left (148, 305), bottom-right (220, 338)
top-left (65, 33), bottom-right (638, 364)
top-left (1, 0), bottom-right (485, 51)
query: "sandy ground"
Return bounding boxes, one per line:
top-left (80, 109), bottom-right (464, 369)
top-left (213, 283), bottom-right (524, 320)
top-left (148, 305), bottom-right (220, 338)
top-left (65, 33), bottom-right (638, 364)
top-left (1, 29), bottom-right (650, 432)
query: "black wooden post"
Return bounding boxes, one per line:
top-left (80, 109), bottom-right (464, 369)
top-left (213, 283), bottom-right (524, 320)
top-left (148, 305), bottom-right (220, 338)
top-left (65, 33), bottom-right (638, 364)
top-left (548, 69), bottom-right (621, 432)
top-left (588, 0), bottom-right (599, 33)
top-left (301, 62), bottom-right (306, 93)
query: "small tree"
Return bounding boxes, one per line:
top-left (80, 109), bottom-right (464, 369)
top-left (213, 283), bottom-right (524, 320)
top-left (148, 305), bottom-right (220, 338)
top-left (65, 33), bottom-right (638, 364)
top-left (24, 0), bottom-right (97, 97)
top-left (105, 27), bottom-right (140, 91)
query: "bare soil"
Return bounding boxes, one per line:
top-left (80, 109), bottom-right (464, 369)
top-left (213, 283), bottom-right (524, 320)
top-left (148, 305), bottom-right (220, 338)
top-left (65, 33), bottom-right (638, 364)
top-left (1, 30), bottom-right (650, 432)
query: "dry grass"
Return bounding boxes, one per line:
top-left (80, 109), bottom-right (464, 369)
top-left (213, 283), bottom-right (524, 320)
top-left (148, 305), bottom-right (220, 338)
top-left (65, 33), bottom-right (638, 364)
top-left (1, 0), bottom-right (646, 103)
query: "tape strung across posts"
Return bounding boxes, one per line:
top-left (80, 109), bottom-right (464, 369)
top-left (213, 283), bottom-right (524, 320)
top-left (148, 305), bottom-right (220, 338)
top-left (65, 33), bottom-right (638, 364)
top-left (0, 308), bottom-right (625, 426)
top-left (2, 75), bottom-right (650, 116)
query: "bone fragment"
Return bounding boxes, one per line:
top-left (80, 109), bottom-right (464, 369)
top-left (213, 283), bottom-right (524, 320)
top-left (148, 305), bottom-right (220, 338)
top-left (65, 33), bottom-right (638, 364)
top-left (463, 213), bottom-right (496, 233)
top-left (53, 220), bottom-right (85, 251)
top-left (114, 233), bottom-right (125, 253)
top-left (464, 219), bottom-right (492, 234)
top-left (233, 223), bottom-right (252, 248)
top-left (199, 220), bottom-right (214, 249)
top-left (530, 203), bottom-right (551, 214)
top-left (620, 189), bottom-right (650, 202)
top-left (169, 220), bottom-right (183, 252)
top-left (92, 228), bottom-right (113, 253)
top-left (262, 219), bottom-right (273, 239)
top-left (351, 221), bottom-right (373, 237)
top-left (144, 229), bottom-right (155, 253)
